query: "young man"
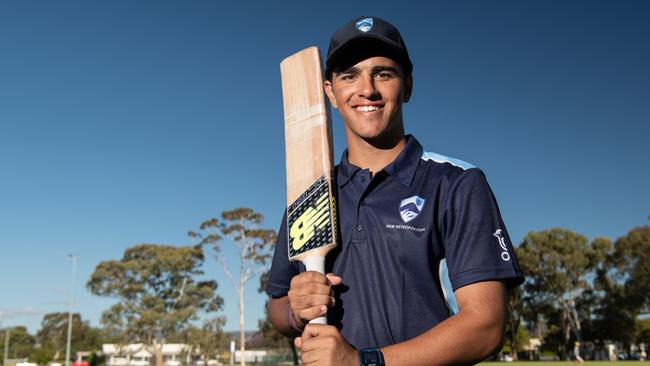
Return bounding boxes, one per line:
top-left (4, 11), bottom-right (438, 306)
top-left (267, 16), bottom-right (525, 366)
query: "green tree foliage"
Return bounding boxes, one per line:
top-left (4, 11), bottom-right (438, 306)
top-left (32, 313), bottom-right (101, 363)
top-left (178, 317), bottom-right (227, 365)
top-left (517, 228), bottom-right (607, 358)
top-left (592, 225), bottom-right (650, 345)
top-left (0, 326), bottom-right (35, 360)
top-left (188, 208), bottom-right (276, 366)
top-left (500, 323), bottom-right (529, 359)
top-left (610, 225), bottom-right (650, 309)
top-left (504, 288), bottom-right (526, 360)
top-left (87, 244), bottom-right (223, 366)
top-left (637, 318), bottom-right (650, 344)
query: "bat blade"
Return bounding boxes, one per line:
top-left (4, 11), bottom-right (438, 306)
top-left (281, 47), bottom-right (336, 324)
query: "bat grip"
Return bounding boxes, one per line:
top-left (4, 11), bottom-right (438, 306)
top-left (303, 255), bottom-right (328, 325)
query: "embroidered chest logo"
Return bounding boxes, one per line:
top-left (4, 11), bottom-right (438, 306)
top-left (399, 195), bottom-right (426, 223)
top-left (493, 229), bottom-right (511, 261)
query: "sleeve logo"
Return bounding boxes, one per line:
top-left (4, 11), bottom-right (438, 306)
top-left (493, 229), bottom-right (511, 261)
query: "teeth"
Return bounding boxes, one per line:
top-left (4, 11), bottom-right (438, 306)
top-left (356, 105), bottom-right (379, 112)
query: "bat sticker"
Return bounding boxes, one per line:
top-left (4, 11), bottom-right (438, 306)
top-left (287, 175), bottom-right (334, 257)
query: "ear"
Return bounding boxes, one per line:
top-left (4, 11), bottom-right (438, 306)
top-left (402, 75), bottom-right (413, 103)
top-left (324, 79), bottom-right (339, 109)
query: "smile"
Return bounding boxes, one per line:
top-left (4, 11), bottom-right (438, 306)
top-left (354, 105), bottom-right (382, 112)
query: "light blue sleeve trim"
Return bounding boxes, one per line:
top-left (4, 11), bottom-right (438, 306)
top-left (439, 258), bottom-right (459, 315)
top-left (421, 151), bottom-right (475, 170)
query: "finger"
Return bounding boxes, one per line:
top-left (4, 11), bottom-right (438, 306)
top-left (291, 271), bottom-right (330, 287)
top-left (326, 273), bottom-right (343, 286)
top-left (296, 304), bottom-right (328, 323)
top-left (292, 279), bottom-right (334, 295)
top-left (300, 348), bottom-right (321, 366)
top-left (294, 336), bottom-right (302, 349)
top-left (289, 284), bottom-right (335, 308)
top-left (301, 323), bottom-right (322, 342)
top-left (300, 325), bottom-right (336, 353)
top-left (292, 293), bottom-right (335, 309)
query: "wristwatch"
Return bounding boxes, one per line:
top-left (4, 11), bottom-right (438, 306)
top-left (359, 348), bottom-right (384, 366)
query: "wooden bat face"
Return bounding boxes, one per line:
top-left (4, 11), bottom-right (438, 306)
top-left (281, 47), bottom-right (337, 264)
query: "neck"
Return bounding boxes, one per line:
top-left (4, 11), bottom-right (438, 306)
top-left (346, 131), bottom-right (406, 175)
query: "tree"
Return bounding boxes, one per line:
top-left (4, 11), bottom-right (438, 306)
top-left (32, 313), bottom-right (101, 363)
top-left (189, 208), bottom-right (276, 366)
top-left (87, 244), bottom-right (223, 366)
top-left (517, 228), bottom-right (606, 358)
top-left (638, 318), bottom-right (650, 345)
top-left (178, 317), bottom-right (227, 365)
top-left (500, 322), bottom-right (529, 360)
top-left (609, 225), bottom-right (650, 311)
top-left (592, 226), bottom-right (650, 346)
top-left (504, 287), bottom-right (524, 360)
top-left (258, 271), bottom-right (298, 364)
top-left (0, 326), bottom-right (35, 361)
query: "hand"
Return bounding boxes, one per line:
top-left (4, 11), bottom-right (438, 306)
top-left (295, 324), bottom-right (357, 366)
top-left (288, 272), bottom-right (342, 328)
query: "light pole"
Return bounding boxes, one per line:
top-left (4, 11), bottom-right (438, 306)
top-left (65, 255), bottom-right (79, 366)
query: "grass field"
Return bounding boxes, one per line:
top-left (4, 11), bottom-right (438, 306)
top-left (481, 363), bottom-right (647, 366)
top-left (266, 362), bottom-right (648, 366)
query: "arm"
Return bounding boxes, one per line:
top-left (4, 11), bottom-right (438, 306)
top-left (382, 280), bottom-right (506, 365)
top-left (296, 280), bottom-right (506, 366)
top-left (269, 296), bottom-right (301, 337)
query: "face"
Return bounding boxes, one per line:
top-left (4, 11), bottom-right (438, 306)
top-left (324, 56), bottom-right (412, 144)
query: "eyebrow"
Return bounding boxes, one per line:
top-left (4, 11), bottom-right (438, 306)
top-left (335, 64), bottom-right (402, 77)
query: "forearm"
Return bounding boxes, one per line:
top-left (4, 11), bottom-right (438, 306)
top-left (382, 281), bottom-right (506, 366)
top-left (268, 296), bottom-right (302, 338)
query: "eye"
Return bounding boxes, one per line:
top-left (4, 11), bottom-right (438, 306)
top-left (375, 71), bottom-right (395, 79)
top-left (338, 73), bottom-right (355, 81)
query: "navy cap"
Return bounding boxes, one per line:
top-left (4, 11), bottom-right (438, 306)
top-left (326, 16), bottom-right (413, 77)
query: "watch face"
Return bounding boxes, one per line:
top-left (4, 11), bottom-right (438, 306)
top-left (366, 354), bottom-right (379, 365)
top-left (361, 348), bottom-right (383, 366)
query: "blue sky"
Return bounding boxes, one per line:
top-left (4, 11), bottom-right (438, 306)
top-left (1, 0), bottom-right (649, 334)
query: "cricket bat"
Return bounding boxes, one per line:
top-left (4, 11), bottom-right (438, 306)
top-left (280, 47), bottom-right (337, 325)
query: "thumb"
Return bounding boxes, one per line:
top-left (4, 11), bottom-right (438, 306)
top-left (294, 336), bottom-right (302, 349)
top-left (326, 273), bottom-right (343, 286)
top-left (300, 323), bottom-right (321, 343)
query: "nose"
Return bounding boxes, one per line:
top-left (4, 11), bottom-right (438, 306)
top-left (358, 74), bottom-right (378, 99)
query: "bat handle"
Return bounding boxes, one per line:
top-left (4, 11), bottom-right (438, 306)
top-left (303, 255), bottom-right (328, 325)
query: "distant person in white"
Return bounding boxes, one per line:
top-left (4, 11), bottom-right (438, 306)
top-left (573, 341), bottom-right (584, 365)
top-left (608, 343), bottom-right (617, 362)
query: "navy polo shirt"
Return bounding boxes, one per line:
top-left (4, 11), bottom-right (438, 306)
top-left (267, 135), bottom-right (524, 349)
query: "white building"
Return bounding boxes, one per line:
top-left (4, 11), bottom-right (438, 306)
top-left (102, 344), bottom-right (218, 366)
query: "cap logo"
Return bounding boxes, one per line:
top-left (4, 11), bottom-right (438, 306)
top-left (399, 195), bottom-right (426, 223)
top-left (356, 17), bottom-right (374, 33)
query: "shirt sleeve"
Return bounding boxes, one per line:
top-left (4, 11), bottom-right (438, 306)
top-left (265, 210), bottom-right (302, 298)
top-left (441, 168), bottom-right (525, 291)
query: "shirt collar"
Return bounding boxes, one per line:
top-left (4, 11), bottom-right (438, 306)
top-left (337, 150), bottom-right (361, 187)
top-left (337, 134), bottom-right (422, 188)
top-left (383, 134), bottom-right (422, 187)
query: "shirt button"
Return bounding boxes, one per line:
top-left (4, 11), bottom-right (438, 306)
top-left (357, 224), bottom-right (363, 232)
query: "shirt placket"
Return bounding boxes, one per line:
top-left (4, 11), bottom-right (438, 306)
top-left (351, 169), bottom-right (372, 243)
